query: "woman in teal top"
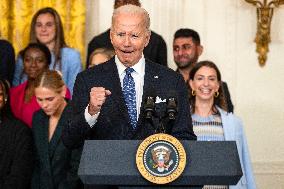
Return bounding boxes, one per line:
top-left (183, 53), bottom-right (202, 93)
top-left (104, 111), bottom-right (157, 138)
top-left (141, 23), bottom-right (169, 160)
top-left (188, 61), bottom-right (256, 189)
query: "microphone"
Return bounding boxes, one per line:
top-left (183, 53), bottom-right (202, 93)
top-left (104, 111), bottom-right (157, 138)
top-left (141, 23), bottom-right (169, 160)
top-left (144, 88), bottom-right (156, 119)
top-left (166, 91), bottom-right (177, 120)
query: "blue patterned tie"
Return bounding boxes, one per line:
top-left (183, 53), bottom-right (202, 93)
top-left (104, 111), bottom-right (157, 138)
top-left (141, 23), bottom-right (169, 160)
top-left (123, 67), bottom-right (137, 129)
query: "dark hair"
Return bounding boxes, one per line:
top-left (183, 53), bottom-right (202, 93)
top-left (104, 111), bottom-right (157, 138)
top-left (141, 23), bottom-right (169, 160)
top-left (174, 28), bottom-right (200, 45)
top-left (30, 7), bottom-right (67, 70)
top-left (188, 60), bottom-right (228, 113)
top-left (20, 43), bottom-right (52, 66)
top-left (114, 0), bottom-right (141, 9)
top-left (0, 78), bottom-right (12, 119)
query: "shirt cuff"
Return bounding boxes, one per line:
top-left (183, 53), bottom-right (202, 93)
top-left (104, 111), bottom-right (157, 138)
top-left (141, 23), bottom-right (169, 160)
top-left (84, 105), bottom-right (100, 128)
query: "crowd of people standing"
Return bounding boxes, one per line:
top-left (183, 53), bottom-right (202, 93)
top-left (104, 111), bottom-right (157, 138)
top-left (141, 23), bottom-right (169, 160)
top-left (0, 1), bottom-right (256, 189)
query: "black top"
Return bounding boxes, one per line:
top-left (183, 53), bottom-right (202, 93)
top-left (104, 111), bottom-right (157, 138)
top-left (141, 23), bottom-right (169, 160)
top-left (0, 39), bottom-right (15, 85)
top-left (0, 114), bottom-right (33, 189)
top-left (86, 29), bottom-right (168, 68)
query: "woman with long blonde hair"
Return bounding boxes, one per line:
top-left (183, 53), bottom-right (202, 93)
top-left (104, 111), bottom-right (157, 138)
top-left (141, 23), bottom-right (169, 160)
top-left (32, 70), bottom-right (82, 189)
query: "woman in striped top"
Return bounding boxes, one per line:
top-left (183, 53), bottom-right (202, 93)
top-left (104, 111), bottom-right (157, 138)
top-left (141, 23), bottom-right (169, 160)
top-left (188, 61), bottom-right (256, 189)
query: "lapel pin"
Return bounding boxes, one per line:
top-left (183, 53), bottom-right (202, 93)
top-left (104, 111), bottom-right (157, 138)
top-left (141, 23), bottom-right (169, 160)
top-left (154, 75), bottom-right (159, 79)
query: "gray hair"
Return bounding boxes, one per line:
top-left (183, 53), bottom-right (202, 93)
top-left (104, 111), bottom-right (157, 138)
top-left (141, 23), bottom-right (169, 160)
top-left (111, 4), bottom-right (150, 32)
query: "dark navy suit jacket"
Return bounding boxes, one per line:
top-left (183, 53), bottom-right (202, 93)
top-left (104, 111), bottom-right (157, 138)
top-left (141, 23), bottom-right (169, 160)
top-left (62, 58), bottom-right (196, 149)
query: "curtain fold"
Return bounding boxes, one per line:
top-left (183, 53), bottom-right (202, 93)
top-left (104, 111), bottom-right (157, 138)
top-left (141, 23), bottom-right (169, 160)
top-left (0, 0), bottom-right (86, 64)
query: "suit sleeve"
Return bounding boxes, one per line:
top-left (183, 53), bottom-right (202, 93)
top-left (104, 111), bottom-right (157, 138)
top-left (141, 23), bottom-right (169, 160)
top-left (86, 39), bottom-right (95, 69)
top-left (12, 56), bottom-right (24, 86)
top-left (171, 74), bottom-right (196, 140)
top-left (222, 81), bottom-right (234, 113)
top-left (3, 122), bottom-right (34, 189)
top-left (58, 148), bottom-right (83, 189)
top-left (156, 36), bottom-right (168, 67)
top-left (30, 114), bottom-right (42, 189)
top-left (64, 49), bottom-right (82, 95)
top-left (0, 41), bottom-right (15, 85)
top-left (0, 40), bottom-right (14, 85)
top-left (62, 73), bottom-right (93, 149)
top-left (236, 118), bottom-right (257, 189)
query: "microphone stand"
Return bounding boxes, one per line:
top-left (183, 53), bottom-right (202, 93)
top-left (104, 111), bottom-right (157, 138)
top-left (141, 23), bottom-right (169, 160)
top-left (155, 97), bottom-right (177, 134)
top-left (153, 104), bottom-right (167, 134)
top-left (144, 96), bottom-right (177, 134)
top-left (155, 114), bottom-right (166, 134)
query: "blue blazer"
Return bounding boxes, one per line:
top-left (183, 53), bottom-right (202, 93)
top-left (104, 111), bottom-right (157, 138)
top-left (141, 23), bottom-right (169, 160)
top-left (62, 57), bottom-right (196, 149)
top-left (219, 107), bottom-right (257, 189)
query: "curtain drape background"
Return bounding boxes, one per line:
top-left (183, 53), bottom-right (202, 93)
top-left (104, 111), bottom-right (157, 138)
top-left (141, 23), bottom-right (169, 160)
top-left (0, 0), bottom-right (86, 64)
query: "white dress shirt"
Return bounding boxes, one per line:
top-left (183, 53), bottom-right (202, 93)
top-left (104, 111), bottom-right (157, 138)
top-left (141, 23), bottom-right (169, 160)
top-left (84, 55), bottom-right (146, 127)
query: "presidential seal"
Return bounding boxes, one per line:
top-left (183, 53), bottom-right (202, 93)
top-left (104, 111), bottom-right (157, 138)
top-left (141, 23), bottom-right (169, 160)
top-left (136, 133), bottom-right (186, 184)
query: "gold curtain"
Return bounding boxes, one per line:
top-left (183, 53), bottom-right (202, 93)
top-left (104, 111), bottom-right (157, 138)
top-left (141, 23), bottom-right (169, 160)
top-left (0, 0), bottom-right (86, 65)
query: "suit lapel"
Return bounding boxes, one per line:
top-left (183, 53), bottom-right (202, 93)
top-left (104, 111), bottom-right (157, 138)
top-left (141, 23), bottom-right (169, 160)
top-left (102, 59), bottom-right (131, 127)
top-left (218, 107), bottom-right (234, 140)
top-left (137, 60), bottom-right (161, 127)
top-left (36, 112), bottom-right (52, 171)
top-left (48, 107), bottom-right (67, 159)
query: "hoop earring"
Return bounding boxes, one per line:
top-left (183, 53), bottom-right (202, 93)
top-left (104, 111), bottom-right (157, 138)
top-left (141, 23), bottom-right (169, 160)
top-left (192, 90), bottom-right (196, 96)
top-left (214, 91), bottom-right (219, 98)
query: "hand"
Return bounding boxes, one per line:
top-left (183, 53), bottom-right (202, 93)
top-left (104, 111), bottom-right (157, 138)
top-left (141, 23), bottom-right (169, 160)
top-left (88, 87), bottom-right (111, 116)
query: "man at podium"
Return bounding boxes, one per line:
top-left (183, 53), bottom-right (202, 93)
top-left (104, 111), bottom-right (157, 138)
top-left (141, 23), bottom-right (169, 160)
top-left (62, 4), bottom-right (196, 150)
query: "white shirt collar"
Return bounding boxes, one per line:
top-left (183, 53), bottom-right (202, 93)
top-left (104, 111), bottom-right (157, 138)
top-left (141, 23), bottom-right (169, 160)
top-left (115, 55), bottom-right (145, 77)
